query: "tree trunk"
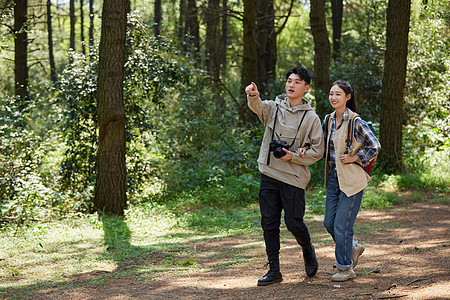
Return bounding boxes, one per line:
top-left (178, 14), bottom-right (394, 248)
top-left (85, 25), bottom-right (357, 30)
top-left (80, 0), bottom-right (86, 54)
top-left (47, 0), bottom-right (56, 82)
top-left (69, 0), bottom-right (75, 53)
top-left (186, 0), bottom-right (200, 64)
top-left (205, 0), bottom-right (220, 77)
top-left (241, 0), bottom-right (257, 122)
top-left (154, 0), bottom-right (161, 36)
top-left (330, 0), bottom-right (343, 61)
top-left (255, 0), bottom-right (270, 98)
top-left (266, 1), bottom-right (276, 85)
top-left (14, 0), bottom-right (28, 102)
top-left (205, 0), bottom-right (222, 111)
top-left (220, 0), bottom-right (228, 75)
top-left (179, 0), bottom-right (186, 49)
top-left (94, 0), bottom-right (129, 216)
top-left (310, 0), bottom-right (331, 119)
top-left (89, 0), bottom-right (94, 50)
top-left (380, 0), bottom-right (411, 173)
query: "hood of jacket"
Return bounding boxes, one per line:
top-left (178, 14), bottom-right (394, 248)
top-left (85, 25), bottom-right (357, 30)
top-left (275, 94), bottom-right (314, 113)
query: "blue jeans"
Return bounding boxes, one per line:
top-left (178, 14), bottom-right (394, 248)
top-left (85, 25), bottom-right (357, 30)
top-left (324, 168), bottom-right (363, 270)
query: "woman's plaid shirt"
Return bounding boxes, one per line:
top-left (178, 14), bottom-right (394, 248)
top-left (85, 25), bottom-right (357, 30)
top-left (323, 109), bottom-right (381, 169)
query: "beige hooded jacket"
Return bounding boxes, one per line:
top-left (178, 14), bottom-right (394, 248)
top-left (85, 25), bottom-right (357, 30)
top-left (248, 93), bottom-right (324, 189)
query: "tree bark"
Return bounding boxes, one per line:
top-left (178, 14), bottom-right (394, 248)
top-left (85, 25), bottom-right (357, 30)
top-left (310, 0), bottom-right (331, 119)
top-left (179, 0), bottom-right (186, 49)
top-left (380, 0), bottom-right (411, 172)
top-left (241, 0), bottom-right (257, 122)
top-left (220, 0), bottom-right (228, 75)
top-left (80, 0), bottom-right (86, 54)
top-left (14, 0), bottom-right (28, 102)
top-left (154, 0), bottom-right (161, 36)
top-left (89, 0), bottom-right (94, 50)
top-left (186, 0), bottom-right (199, 46)
top-left (94, 0), bottom-right (129, 216)
top-left (69, 0), bottom-right (75, 53)
top-left (255, 0), bottom-right (270, 98)
top-left (330, 0), bottom-right (343, 61)
top-left (205, 0), bottom-right (222, 111)
top-left (265, 1), bottom-right (276, 85)
top-left (47, 0), bottom-right (56, 82)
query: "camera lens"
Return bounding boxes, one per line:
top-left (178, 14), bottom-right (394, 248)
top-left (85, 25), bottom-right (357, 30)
top-left (273, 147), bottom-right (286, 158)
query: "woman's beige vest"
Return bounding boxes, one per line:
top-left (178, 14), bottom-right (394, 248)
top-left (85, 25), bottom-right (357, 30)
top-left (324, 110), bottom-right (370, 197)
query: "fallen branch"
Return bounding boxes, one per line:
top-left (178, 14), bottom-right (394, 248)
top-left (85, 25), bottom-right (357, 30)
top-left (405, 276), bottom-right (433, 286)
top-left (378, 295), bottom-right (407, 299)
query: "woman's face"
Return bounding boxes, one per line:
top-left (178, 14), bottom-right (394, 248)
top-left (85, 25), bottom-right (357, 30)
top-left (329, 84), bottom-right (351, 111)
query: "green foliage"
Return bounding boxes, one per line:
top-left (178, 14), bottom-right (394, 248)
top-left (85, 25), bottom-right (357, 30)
top-left (0, 97), bottom-right (57, 225)
top-left (405, 2), bottom-right (450, 157)
top-left (154, 66), bottom-right (261, 194)
top-left (54, 15), bottom-right (189, 209)
top-left (151, 174), bottom-right (260, 211)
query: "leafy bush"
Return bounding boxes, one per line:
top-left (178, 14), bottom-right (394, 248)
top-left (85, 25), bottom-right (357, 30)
top-left (53, 15), bottom-right (188, 208)
top-left (0, 97), bottom-right (59, 225)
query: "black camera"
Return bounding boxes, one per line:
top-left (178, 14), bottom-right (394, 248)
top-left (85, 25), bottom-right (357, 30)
top-left (269, 140), bottom-right (289, 158)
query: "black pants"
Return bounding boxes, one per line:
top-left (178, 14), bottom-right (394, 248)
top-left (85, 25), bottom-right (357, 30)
top-left (259, 173), bottom-right (311, 261)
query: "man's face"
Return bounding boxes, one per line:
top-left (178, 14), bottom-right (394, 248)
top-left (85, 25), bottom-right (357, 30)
top-left (285, 73), bottom-right (309, 101)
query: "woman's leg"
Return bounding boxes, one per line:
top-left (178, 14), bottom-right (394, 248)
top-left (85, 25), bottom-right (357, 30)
top-left (333, 189), bottom-right (363, 270)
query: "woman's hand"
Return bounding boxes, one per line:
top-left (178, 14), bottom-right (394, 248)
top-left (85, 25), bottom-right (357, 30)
top-left (339, 153), bottom-right (359, 164)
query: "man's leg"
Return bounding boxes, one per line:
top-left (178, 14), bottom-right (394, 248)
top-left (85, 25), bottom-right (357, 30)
top-left (258, 174), bottom-right (283, 286)
top-left (281, 181), bottom-right (318, 277)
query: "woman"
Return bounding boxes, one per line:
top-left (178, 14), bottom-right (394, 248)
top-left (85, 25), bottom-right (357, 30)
top-left (322, 80), bottom-right (380, 281)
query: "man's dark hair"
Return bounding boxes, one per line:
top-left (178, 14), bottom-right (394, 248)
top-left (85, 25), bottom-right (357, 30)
top-left (286, 66), bottom-right (311, 85)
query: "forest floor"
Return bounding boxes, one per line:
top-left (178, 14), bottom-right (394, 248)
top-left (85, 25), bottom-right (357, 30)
top-left (4, 200), bottom-right (450, 300)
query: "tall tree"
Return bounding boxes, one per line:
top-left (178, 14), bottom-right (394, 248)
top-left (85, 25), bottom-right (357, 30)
top-left (205, 0), bottom-right (222, 111)
top-left (80, 0), bottom-right (86, 54)
top-left (179, 0), bottom-right (186, 49)
top-left (241, 0), bottom-right (257, 122)
top-left (154, 0), bottom-right (161, 36)
top-left (255, 0), bottom-right (271, 98)
top-left (47, 0), bottom-right (56, 82)
top-left (186, 0), bottom-right (200, 63)
top-left (186, 0), bottom-right (199, 45)
top-left (94, 0), bottom-right (129, 216)
top-left (69, 0), bottom-right (75, 52)
top-left (14, 0), bottom-right (28, 102)
top-left (310, 0), bottom-right (331, 118)
top-left (380, 0), bottom-right (411, 172)
top-left (89, 0), bottom-right (94, 50)
top-left (330, 0), bottom-right (343, 61)
top-left (220, 0), bottom-right (228, 75)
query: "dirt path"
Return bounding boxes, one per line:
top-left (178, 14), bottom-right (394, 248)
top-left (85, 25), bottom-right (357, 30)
top-left (32, 202), bottom-right (450, 299)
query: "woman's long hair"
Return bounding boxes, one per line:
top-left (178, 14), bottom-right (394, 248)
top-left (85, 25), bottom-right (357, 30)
top-left (331, 80), bottom-right (358, 113)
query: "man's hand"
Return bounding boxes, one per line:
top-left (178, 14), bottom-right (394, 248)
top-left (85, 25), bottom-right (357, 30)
top-left (280, 148), bottom-right (293, 162)
top-left (245, 82), bottom-right (259, 96)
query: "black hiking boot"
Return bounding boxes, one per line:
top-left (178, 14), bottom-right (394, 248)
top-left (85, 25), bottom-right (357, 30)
top-left (257, 260), bottom-right (283, 286)
top-left (302, 244), bottom-right (318, 277)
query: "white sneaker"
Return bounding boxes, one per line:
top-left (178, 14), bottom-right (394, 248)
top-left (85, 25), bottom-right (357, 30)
top-left (331, 268), bottom-right (356, 282)
top-left (352, 243), bottom-right (365, 268)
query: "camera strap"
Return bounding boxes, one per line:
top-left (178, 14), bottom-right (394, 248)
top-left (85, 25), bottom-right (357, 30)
top-left (267, 106), bottom-right (308, 165)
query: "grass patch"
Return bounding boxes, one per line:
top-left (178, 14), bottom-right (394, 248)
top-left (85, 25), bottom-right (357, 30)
top-left (0, 203), bottom-right (264, 299)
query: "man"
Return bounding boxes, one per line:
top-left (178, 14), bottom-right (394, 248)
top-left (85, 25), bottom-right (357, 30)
top-left (245, 66), bottom-right (324, 286)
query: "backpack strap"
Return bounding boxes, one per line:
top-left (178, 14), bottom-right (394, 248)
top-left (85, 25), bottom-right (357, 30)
top-left (345, 113), bottom-right (360, 154)
top-left (345, 113), bottom-right (367, 172)
top-left (323, 114), bottom-right (331, 158)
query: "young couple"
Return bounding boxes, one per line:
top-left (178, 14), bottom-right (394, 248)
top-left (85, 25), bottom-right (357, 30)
top-left (245, 66), bottom-right (381, 285)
